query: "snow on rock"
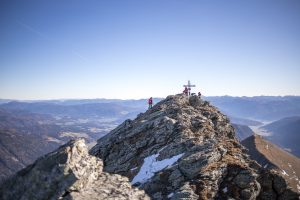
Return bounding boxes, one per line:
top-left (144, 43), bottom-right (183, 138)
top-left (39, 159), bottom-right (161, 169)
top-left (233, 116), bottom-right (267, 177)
top-left (130, 167), bottom-right (138, 171)
top-left (222, 187), bottom-right (228, 193)
top-left (264, 164), bottom-right (268, 168)
top-left (281, 170), bottom-right (289, 176)
top-left (158, 145), bottom-right (168, 153)
top-left (131, 153), bottom-right (184, 184)
top-left (167, 193), bottom-right (174, 198)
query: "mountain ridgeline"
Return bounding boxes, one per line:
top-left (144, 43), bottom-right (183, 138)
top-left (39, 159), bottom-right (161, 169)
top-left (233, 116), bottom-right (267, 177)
top-left (263, 116), bottom-right (300, 157)
top-left (242, 134), bottom-right (300, 193)
top-left (90, 94), bottom-right (298, 199)
top-left (232, 124), bottom-right (255, 141)
top-left (0, 94), bottom-right (299, 199)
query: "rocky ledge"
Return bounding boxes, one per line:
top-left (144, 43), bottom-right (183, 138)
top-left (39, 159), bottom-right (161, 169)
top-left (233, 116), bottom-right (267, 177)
top-left (0, 139), bottom-right (149, 200)
top-left (90, 94), bottom-right (299, 200)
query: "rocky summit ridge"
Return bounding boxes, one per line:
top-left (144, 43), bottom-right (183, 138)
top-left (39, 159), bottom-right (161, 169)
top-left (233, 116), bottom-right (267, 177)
top-left (0, 94), bottom-right (299, 200)
top-left (90, 94), bottom-right (299, 199)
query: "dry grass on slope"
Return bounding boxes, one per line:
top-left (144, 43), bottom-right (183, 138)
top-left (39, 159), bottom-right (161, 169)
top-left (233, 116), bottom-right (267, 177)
top-left (242, 134), bottom-right (300, 193)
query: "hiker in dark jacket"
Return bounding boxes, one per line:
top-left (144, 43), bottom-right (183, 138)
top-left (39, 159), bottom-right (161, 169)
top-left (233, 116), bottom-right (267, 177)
top-left (198, 92), bottom-right (202, 98)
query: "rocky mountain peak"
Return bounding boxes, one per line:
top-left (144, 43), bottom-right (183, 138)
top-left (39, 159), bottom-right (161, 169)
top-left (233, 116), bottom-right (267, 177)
top-left (0, 139), bottom-right (149, 200)
top-left (90, 94), bottom-right (299, 199)
top-left (0, 94), bottom-right (298, 200)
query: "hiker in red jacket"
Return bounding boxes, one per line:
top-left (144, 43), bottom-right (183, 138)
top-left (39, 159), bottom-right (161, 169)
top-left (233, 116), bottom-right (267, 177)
top-left (148, 97), bottom-right (153, 109)
top-left (183, 87), bottom-right (188, 96)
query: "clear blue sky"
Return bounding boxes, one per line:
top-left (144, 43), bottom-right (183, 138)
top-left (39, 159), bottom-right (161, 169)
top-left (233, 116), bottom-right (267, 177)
top-left (1, 0), bottom-right (300, 99)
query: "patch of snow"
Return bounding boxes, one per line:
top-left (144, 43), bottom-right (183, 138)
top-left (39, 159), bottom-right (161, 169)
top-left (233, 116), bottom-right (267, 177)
top-left (288, 163), bottom-right (292, 168)
top-left (264, 164), bottom-right (268, 168)
top-left (167, 193), bottom-right (174, 198)
top-left (283, 148), bottom-right (292, 152)
top-left (131, 153), bottom-right (184, 184)
top-left (130, 167), bottom-right (138, 171)
top-left (158, 145), bottom-right (168, 153)
top-left (222, 187), bottom-right (228, 193)
top-left (281, 170), bottom-right (289, 176)
top-left (11, 157), bottom-right (19, 162)
top-left (265, 144), bottom-right (269, 150)
top-left (167, 163), bottom-right (178, 169)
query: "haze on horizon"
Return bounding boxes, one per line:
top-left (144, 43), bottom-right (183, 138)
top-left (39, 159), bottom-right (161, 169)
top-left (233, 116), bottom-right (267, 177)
top-left (1, 0), bottom-right (300, 100)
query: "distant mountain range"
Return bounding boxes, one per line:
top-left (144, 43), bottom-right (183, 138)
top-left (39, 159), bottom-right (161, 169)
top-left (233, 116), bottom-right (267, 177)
top-left (1, 101), bottom-right (140, 119)
top-left (242, 134), bottom-right (300, 193)
top-left (262, 116), bottom-right (300, 157)
top-left (2, 95), bottom-right (299, 121)
top-left (205, 96), bottom-right (300, 121)
top-left (0, 100), bottom-right (13, 105)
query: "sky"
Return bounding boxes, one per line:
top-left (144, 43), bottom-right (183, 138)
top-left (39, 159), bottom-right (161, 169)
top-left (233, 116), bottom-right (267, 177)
top-left (0, 0), bottom-right (300, 100)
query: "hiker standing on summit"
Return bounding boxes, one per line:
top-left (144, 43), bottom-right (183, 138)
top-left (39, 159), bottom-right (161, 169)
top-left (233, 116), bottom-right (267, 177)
top-left (148, 97), bottom-right (153, 109)
top-left (183, 80), bottom-right (196, 96)
top-left (183, 87), bottom-right (188, 96)
top-left (198, 92), bottom-right (201, 99)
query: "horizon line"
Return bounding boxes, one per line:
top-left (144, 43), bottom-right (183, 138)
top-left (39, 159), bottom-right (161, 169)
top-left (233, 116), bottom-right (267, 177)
top-left (1, 94), bottom-right (300, 101)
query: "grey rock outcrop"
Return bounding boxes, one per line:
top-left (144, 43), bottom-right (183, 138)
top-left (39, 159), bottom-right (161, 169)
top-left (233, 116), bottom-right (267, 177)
top-left (90, 94), bottom-right (299, 199)
top-left (0, 139), bottom-right (149, 200)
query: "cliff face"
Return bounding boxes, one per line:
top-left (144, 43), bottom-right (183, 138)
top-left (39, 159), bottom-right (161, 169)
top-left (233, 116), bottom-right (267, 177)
top-left (0, 139), bottom-right (149, 200)
top-left (90, 94), bottom-right (299, 200)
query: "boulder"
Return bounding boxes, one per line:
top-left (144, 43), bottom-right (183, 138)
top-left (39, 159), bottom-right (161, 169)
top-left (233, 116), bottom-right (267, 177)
top-left (0, 139), bottom-right (149, 200)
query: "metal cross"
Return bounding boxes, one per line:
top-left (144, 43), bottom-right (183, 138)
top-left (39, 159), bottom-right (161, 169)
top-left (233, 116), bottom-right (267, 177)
top-left (183, 80), bottom-right (196, 95)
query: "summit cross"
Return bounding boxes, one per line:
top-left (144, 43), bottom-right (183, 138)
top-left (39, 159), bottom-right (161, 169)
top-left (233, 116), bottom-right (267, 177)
top-left (183, 80), bottom-right (196, 96)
